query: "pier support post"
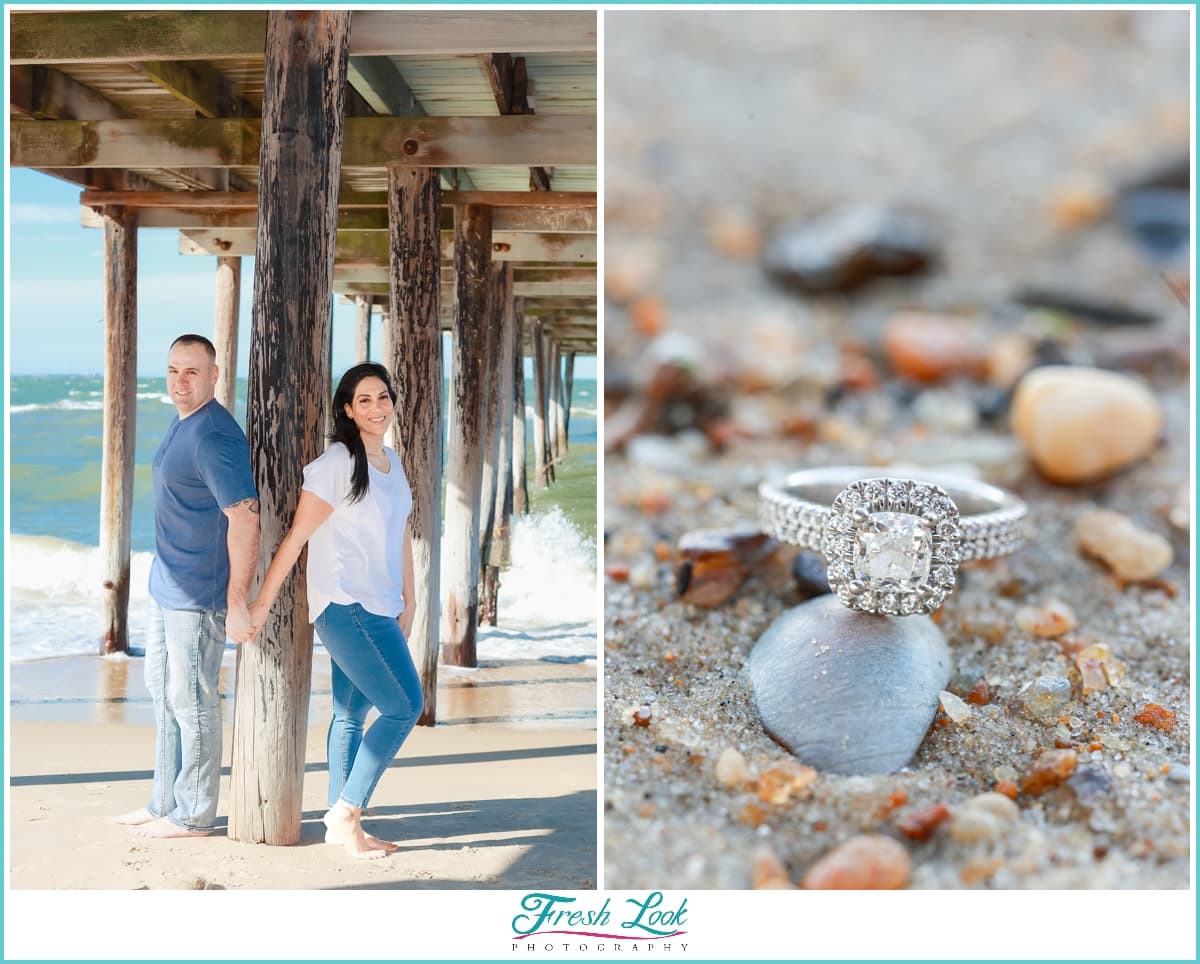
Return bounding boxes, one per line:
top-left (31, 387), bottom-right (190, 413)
top-left (99, 206), bottom-right (137, 656)
top-left (481, 263), bottom-right (513, 626)
top-left (531, 319), bottom-right (550, 489)
top-left (213, 256), bottom-right (241, 413)
top-left (511, 300), bottom-right (529, 514)
top-left (442, 203), bottom-right (492, 667)
top-left (231, 9), bottom-right (349, 846)
top-left (354, 295), bottom-right (371, 364)
top-left (386, 165), bottom-right (443, 724)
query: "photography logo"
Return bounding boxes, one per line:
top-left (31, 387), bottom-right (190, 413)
top-left (511, 891), bottom-right (689, 952)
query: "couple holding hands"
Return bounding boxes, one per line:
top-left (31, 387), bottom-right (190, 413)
top-left (115, 334), bottom-right (420, 861)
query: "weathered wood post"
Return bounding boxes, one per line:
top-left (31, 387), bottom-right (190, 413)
top-left (231, 9), bottom-right (349, 846)
top-left (543, 329), bottom-right (557, 484)
top-left (531, 318), bottom-right (549, 488)
top-left (354, 295), bottom-right (371, 363)
top-left (549, 335), bottom-right (566, 461)
top-left (442, 203), bottom-right (492, 667)
top-left (480, 263), bottom-right (513, 626)
top-left (563, 350), bottom-right (576, 450)
top-left (99, 206), bottom-right (137, 655)
top-left (213, 256), bottom-right (241, 413)
top-left (386, 165), bottom-right (443, 725)
top-left (511, 300), bottom-right (529, 513)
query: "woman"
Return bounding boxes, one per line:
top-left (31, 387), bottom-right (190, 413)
top-left (249, 363), bottom-right (421, 860)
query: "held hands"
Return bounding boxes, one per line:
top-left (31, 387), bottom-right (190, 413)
top-left (226, 602), bottom-right (257, 645)
top-left (244, 599), bottom-right (270, 643)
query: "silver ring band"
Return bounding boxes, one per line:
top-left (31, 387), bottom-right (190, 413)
top-left (759, 466), bottom-right (1027, 615)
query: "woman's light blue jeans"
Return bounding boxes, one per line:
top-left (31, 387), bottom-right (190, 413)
top-left (314, 602), bottom-right (423, 810)
top-left (144, 601), bottom-right (226, 832)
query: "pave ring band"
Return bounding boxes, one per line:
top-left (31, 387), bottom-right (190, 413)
top-left (759, 467), bottom-right (1028, 616)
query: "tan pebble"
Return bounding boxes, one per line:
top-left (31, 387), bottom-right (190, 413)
top-left (714, 747), bottom-right (753, 787)
top-left (965, 791), bottom-right (1019, 823)
top-left (706, 208), bottom-right (763, 260)
top-left (986, 331), bottom-right (1036, 388)
top-left (1074, 642), bottom-right (1126, 694)
top-left (628, 561), bottom-right (657, 589)
top-left (882, 311), bottom-right (987, 383)
top-left (1076, 509), bottom-right (1173, 582)
top-left (756, 760), bottom-right (818, 805)
top-left (751, 847), bottom-right (795, 889)
top-left (1015, 598), bottom-right (1078, 638)
top-left (938, 690), bottom-right (972, 724)
top-left (949, 809), bottom-right (1003, 844)
top-left (960, 856), bottom-right (1005, 885)
top-left (801, 834), bottom-right (910, 890)
top-left (1048, 177), bottom-right (1112, 230)
top-left (1011, 366), bottom-right (1163, 484)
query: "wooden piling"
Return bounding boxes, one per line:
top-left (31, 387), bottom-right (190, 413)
top-left (230, 9), bottom-right (349, 846)
top-left (549, 335), bottom-right (566, 460)
top-left (213, 255), bottom-right (240, 413)
top-left (354, 295), bottom-right (371, 363)
top-left (386, 165), bottom-right (443, 724)
top-left (480, 262), bottom-right (513, 626)
top-left (531, 318), bottom-right (549, 489)
top-left (511, 299), bottom-right (529, 514)
top-left (99, 206), bottom-right (137, 656)
top-left (441, 203), bottom-right (492, 667)
top-left (563, 349), bottom-right (575, 449)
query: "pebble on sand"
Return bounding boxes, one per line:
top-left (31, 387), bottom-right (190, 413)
top-left (1074, 642), bottom-right (1126, 695)
top-left (1022, 749), bottom-right (1078, 795)
top-left (714, 747), bottom-right (754, 787)
top-left (1011, 366), bottom-right (1163, 484)
top-left (677, 528), bottom-right (777, 607)
top-left (1016, 598), bottom-right (1078, 638)
top-left (1019, 676), bottom-right (1073, 722)
top-left (756, 760), bottom-right (818, 805)
top-left (896, 802), bottom-right (952, 841)
top-left (1075, 508), bottom-right (1174, 582)
top-left (939, 690), bottom-right (973, 724)
top-left (801, 834), bottom-right (911, 890)
top-left (1133, 702), bottom-right (1176, 731)
top-left (751, 847), bottom-right (796, 889)
top-left (882, 311), bottom-right (987, 383)
top-left (949, 791), bottom-right (1020, 844)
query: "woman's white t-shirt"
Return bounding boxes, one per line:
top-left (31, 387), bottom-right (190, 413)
top-left (301, 442), bottom-right (412, 621)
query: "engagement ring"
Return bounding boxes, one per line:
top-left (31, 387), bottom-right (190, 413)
top-left (759, 467), bottom-right (1027, 616)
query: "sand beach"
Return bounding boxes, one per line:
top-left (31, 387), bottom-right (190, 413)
top-left (9, 646), bottom-right (596, 891)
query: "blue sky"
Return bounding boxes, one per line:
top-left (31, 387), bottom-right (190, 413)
top-left (7, 168), bottom-right (597, 380)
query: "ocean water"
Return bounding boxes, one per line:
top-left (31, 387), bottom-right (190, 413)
top-left (8, 374), bottom-right (597, 663)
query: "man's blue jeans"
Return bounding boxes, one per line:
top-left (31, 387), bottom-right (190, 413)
top-left (315, 602), bottom-right (423, 809)
top-left (144, 601), bottom-right (226, 832)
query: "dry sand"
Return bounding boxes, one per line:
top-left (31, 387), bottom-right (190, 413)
top-left (9, 651), bottom-right (597, 890)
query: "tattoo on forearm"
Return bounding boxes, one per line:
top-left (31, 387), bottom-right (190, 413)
top-left (226, 498), bottom-right (261, 515)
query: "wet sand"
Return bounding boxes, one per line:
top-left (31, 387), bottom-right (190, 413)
top-left (9, 649), bottom-right (597, 890)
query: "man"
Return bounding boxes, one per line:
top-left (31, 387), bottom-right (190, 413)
top-left (115, 334), bottom-right (259, 838)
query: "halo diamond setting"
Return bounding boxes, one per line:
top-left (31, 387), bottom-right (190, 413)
top-left (823, 479), bottom-right (962, 616)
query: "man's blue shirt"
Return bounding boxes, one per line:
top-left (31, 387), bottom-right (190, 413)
top-left (149, 398), bottom-right (257, 611)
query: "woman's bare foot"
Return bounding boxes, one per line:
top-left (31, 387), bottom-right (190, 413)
top-left (129, 817), bottom-right (212, 838)
top-left (324, 827), bottom-right (398, 852)
top-left (322, 803), bottom-right (388, 860)
top-left (114, 807), bottom-right (155, 826)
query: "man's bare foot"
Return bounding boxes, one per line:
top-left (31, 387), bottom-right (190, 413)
top-left (129, 817), bottom-right (212, 839)
top-left (324, 827), bottom-right (398, 852)
top-left (114, 807), bottom-right (155, 826)
top-left (322, 804), bottom-right (388, 860)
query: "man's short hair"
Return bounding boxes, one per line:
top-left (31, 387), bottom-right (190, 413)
top-left (170, 334), bottom-right (217, 362)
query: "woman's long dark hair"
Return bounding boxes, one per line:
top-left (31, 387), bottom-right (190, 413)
top-left (331, 362), bottom-right (397, 504)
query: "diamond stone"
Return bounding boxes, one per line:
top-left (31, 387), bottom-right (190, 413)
top-left (853, 512), bottom-right (933, 591)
